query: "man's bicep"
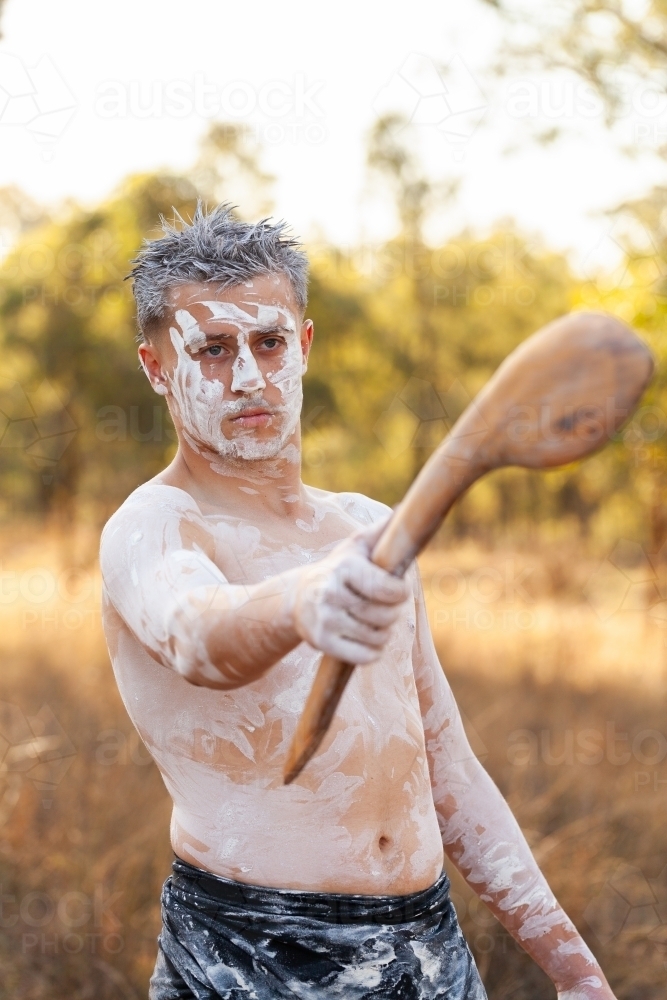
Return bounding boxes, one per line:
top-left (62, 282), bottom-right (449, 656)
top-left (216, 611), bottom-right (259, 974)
top-left (100, 502), bottom-right (228, 665)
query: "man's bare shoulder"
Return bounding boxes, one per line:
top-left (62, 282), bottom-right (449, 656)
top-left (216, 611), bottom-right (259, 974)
top-left (100, 482), bottom-right (205, 556)
top-left (305, 485), bottom-right (391, 527)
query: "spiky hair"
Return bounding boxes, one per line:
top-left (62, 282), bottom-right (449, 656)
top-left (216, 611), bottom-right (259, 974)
top-left (129, 202), bottom-right (309, 339)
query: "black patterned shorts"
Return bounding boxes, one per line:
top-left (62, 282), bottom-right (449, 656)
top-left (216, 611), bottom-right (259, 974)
top-left (149, 857), bottom-right (487, 999)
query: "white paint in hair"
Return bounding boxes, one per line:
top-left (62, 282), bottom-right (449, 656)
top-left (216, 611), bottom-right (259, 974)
top-left (130, 203), bottom-right (309, 340)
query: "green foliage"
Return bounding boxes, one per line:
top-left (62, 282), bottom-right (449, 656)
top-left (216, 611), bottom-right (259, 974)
top-left (0, 123), bottom-right (662, 549)
top-left (302, 230), bottom-right (579, 524)
top-left (0, 173), bottom-right (201, 521)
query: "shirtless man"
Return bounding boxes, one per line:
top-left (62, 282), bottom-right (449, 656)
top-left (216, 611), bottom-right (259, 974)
top-left (100, 205), bottom-right (617, 1000)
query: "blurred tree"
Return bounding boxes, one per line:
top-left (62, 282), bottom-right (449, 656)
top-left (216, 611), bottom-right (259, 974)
top-left (367, 114), bottom-right (437, 244)
top-left (366, 115), bottom-right (459, 477)
top-left (0, 113), bottom-right (653, 545)
top-left (484, 0), bottom-right (667, 125)
top-left (477, 0), bottom-right (667, 545)
top-left (190, 122), bottom-right (274, 218)
top-left (574, 192), bottom-right (667, 550)
top-left (302, 219), bottom-right (577, 525)
top-left (0, 172), bottom-right (199, 523)
top-left (0, 186), bottom-right (47, 246)
top-left (0, 124), bottom-right (276, 524)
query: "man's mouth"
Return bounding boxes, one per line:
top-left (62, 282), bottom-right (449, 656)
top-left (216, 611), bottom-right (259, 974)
top-left (229, 407), bottom-right (274, 429)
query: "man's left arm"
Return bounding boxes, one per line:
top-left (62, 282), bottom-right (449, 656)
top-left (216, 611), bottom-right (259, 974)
top-left (411, 566), bottom-right (615, 1000)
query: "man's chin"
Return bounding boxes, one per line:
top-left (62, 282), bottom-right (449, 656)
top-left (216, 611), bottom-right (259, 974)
top-left (226, 439), bottom-right (288, 461)
top-left (214, 430), bottom-right (294, 462)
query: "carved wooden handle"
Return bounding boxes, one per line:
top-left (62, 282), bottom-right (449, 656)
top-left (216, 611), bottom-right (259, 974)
top-left (283, 657), bottom-right (355, 785)
top-left (283, 447), bottom-right (480, 784)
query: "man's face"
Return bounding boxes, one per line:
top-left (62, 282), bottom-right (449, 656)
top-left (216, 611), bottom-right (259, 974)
top-left (139, 273), bottom-right (313, 462)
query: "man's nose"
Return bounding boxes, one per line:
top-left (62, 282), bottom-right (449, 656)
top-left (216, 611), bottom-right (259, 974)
top-left (231, 344), bottom-right (266, 393)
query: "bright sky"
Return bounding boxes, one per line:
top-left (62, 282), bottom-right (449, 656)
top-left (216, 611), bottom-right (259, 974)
top-left (1, 0), bottom-right (665, 270)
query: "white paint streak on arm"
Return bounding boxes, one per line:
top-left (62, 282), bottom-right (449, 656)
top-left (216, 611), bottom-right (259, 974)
top-left (100, 484), bottom-right (301, 690)
top-left (411, 568), bottom-right (612, 995)
top-left (557, 979), bottom-right (605, 1000)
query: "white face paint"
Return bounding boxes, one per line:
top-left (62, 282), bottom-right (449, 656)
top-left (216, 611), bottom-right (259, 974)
top-left (163, 298), bottom-right (306, 464)
top-left (230, 330), bottom-right (265, 394)
top-left (175, 308), bottom-right (207, 351)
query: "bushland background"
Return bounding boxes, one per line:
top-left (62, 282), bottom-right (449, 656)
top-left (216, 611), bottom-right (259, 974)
top-left (1, 2), bottom-right (667, 997)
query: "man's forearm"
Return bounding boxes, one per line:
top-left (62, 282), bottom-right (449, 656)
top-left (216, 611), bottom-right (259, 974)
top-left (158, 526), bottom-right (408, 690)
top-left (165, 568), bottom-right (302, 689)
top-left (437, 759), bottom-right (610, 993)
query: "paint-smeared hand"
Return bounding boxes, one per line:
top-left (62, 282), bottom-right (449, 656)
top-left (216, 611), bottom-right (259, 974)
top-left (557, 978), bottom-right (618, 1000)
top-left (289, 524), bottom-right (410, 665)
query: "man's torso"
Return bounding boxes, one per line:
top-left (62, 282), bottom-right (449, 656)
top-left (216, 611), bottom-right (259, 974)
top-left (101, 483), bottom-right (444, 894)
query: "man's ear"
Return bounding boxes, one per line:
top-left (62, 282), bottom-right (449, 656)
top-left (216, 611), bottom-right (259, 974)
top-left (138, 342), bottom-right (168, 396)
top-left (300, 319), bottom-right (314, 374)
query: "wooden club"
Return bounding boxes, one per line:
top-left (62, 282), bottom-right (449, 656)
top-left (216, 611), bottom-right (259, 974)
top-left (283, 312), bottom-right (654, 785)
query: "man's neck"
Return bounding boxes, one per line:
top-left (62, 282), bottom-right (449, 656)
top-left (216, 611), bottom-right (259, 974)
top-left (159, 432), bottom-right (309, 520)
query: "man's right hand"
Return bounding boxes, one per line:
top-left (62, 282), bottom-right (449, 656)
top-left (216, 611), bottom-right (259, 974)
top-left (288, 525), bottom-right (410, 665)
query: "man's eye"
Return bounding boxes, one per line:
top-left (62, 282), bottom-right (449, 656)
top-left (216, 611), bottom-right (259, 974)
top-left (207, 345), bottom-right (223, 356)
top-left (262, 338), bottom-right (280, 349)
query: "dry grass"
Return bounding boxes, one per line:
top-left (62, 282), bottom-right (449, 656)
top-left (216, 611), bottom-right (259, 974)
top-left (421, 542), bottom-right (667, 997)
top-left (0, 528), bottom-right (665, 998)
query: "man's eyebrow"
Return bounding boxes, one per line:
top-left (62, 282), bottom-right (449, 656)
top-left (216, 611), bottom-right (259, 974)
top-left (255, 324), bottom-right (291, 334)
top-left (200, 324), bottom-right (290, 342)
